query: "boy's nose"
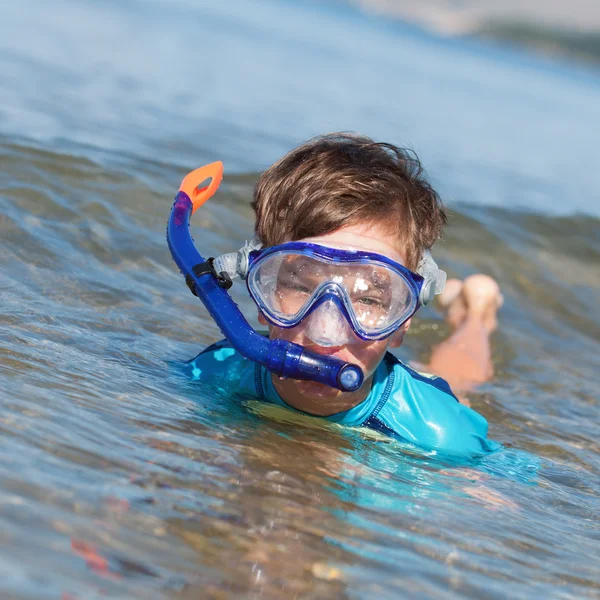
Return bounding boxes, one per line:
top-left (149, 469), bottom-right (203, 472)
top-left (304, 299), bottom-right (356, 347)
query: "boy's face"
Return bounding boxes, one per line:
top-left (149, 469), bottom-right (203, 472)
top-left (257, 222), bottom-right (411, 416)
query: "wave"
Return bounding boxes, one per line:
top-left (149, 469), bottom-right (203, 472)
top-left (350, 0), bottom-right (600, 64)
top-left (475, 22), bottom-right (600, 64)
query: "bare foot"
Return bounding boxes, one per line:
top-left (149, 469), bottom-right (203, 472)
top-left (438, 275), bottom-right (503, 332)
top-left (438, 278), bottom-right (466, 330)
top-left (427, 274), bottom-right (503, 402)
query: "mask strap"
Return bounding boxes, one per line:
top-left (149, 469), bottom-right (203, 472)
top-left (417, 249), bottom-right (447, 305)
top-left (212, 234), bottom-right (263, 281)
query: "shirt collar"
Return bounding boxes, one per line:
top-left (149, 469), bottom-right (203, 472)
top-left (260, 356), bottom-right (392, 426)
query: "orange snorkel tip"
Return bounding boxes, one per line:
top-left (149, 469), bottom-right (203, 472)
top-left (178, 161), bottom-right (224, 214)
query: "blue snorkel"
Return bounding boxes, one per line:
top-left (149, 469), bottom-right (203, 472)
top-left (166, 162), bottom-right (364, 392)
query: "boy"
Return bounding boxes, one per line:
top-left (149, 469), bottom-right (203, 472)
top-left (186, 133), bottom-right (502, 457)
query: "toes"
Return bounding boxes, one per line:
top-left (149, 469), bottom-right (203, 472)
top-left (462, 274), bottom-right (502, 332)
top-left (436, 274), bottom-right (502, 332)
top-left (437, 278), bottom-right (463, 309)
top-left (462, 275), bottom-right (502, 309)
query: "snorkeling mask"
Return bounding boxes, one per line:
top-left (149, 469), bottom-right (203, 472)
top-left (240, 242), bottom-right (445, 347)
top-left (167, 162), bottom-right (446, 392)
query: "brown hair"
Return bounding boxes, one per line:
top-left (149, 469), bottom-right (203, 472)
top-left (251, 133), bottom-right (447, 270)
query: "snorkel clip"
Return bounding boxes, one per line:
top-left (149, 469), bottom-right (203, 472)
top-left (186, 258), bottom-right (233, 297)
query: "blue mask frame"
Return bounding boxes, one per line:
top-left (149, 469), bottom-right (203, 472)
top-left (246, 242), bottom-right (425, 341)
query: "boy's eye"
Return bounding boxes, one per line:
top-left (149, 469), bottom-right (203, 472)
top-left (356, 296), bottom-right (385, 308)
top-left (277, 277), bottom-right (312, 295)
top-left (282, 282), bottom-right (311, 294)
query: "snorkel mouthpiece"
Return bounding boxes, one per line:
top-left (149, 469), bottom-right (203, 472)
top-left (166, 163), bottom-right (364, 392)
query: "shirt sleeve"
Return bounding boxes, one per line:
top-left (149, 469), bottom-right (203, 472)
top-left (376, 363), bottom-right (500, 458)
top-left (185, 340), bottom-right (249, 391)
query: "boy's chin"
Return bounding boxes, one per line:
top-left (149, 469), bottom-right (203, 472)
top-left (292, 379), bottom-right (341, 401)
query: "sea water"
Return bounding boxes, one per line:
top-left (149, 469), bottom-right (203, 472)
top-left (1, 0), bottom-right (599, 597)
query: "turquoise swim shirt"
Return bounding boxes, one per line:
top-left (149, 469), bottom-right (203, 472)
top-left (187, 340), bottom-right (500, 458)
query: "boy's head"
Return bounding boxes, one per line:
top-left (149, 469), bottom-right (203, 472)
top-left (252, 132), bottom-right (446, 271)
top-left (250, 133), bottom-right (447, 413)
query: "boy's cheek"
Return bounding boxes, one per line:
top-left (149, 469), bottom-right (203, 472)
top-left (266, 323), bottom-right (290, 341)
top-left (388, 319), bottom-right (411, 348)
top-left (347, 339), bottom-right (390, 374)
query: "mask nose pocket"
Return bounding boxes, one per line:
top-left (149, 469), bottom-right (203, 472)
top-left (304, 299), bottom-right (357, 347)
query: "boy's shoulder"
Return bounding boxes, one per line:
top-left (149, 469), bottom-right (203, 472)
top-left (186, 343), bottom-right (498, 457)
top-left (369, 353), bottom-right (499, 456)
top-left (186, 340), bottom-right (256, 395)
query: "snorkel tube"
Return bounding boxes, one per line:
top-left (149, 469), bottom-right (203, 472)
top-left (166, 162), bottom-right (364, 392)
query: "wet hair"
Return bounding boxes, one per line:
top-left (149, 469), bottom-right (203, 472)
top-left (251, 133), bottom-right (447, 270)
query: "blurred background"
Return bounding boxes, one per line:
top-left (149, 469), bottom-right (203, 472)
top-left (2, 0), bottom-right (600, 214)
top-left (354, 0), bottom-right (600, 61)
top-left (1, 1), bottom-right (599, 598)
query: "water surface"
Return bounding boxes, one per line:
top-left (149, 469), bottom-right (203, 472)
top-left (1, 0), bottom-right (599, 598)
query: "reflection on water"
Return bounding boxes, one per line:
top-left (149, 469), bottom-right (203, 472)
top-left (1, 0), bottom-right (600, 597)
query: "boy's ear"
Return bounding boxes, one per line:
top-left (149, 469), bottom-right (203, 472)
top-left (258, 311), bottom-right (268, 326)
top-left (388, 318), bottom-right (412, 348)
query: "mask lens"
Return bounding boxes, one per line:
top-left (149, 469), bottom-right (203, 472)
top-left (248, 248), bottom-right (417, 336)
top-left (273, 254), bottom-right (323, 316)
top-left (249, 253), bottom-right (318, 321)
top-left (349, 264), bottom-right (413, 334)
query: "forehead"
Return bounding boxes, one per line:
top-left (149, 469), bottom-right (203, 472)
top-left (280, 254), bottom-right (392, 282)
top-left (299, 222), bottom-right (407, 266)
